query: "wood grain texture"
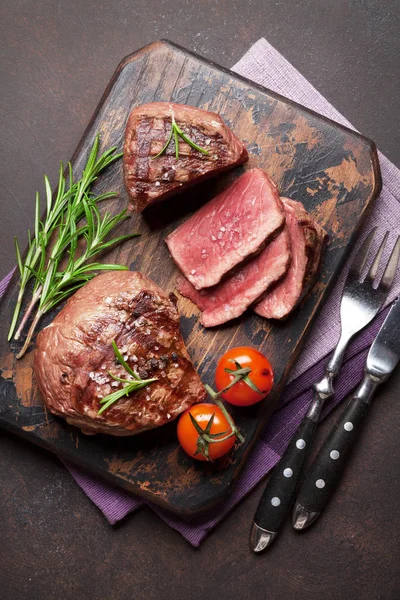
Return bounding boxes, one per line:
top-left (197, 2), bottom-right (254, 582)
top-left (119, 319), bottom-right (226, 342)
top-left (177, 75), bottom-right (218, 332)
top-left (0, 40), bottom-right (381, 516)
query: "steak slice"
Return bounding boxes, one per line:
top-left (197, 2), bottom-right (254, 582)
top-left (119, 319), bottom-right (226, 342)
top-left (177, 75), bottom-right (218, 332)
top-left (178, 225), bottom-right (291, 327)
top-left (34, 271), bottom-right (205, 436)
top-left (255, 198), bottom-right (327, 320)
top-left (123, 102), bottom-right (248, 212)
top-left (166, 169), bottom-right (285, 290)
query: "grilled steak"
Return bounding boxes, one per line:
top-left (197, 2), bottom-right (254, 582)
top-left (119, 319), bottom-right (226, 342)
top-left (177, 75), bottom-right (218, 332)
top-left (123, 102), bottom-right (248, 212)
top-left (166, 169), bottom-right (285, 290)
top-left (178, 225), bottom-right (290, 327)
top-left (255, 198), bottom-right (327, 320)
top-left (33, 271), bottom-right (205, 436)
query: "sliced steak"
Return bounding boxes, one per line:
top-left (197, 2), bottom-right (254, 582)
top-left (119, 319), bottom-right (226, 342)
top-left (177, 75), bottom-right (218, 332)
top-left (34, 271), bottom-right (205, 436)
top-left (166, 169), bottom-right (285, 290)
top-left (124, 102), bottom-right (248, 212)
top-left (255, 198), bottom-right (327, 320)
top-left (178, 225), bottom-right (290, 327)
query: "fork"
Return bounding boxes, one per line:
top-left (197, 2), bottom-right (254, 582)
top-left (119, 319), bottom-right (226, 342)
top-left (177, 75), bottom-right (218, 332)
top-left (250, 228), bottom-right (400, 552)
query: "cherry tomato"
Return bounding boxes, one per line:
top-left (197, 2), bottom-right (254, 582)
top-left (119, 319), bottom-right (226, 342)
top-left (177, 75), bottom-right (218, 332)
top-left (177, 403), bottom-right (236, 461)
top-left (215, 346), bottom-right (274, 406)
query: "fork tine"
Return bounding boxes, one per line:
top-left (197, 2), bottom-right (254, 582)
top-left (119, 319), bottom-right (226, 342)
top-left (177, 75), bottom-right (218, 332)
top-left (348, 227), bottom-right (377, 280)
top-left (366, 231), bottom-right (389, 282)
top-left (379, 236), bottom-right (400, 291)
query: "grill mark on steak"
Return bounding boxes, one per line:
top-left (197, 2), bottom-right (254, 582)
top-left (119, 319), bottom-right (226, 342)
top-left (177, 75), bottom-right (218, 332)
top-left (129, 291), bottom-right (179, 333)
top-left (124, 102), bottom-right (248, 212)
top-left (78, 290), bottom-right (192, 419)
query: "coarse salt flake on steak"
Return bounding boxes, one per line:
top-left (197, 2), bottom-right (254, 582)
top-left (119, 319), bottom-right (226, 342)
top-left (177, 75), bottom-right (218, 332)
top-left (177, 224), bottom-right (291, 327)
top-left (123, 102), bottom-right (248, 212)
top-left (33, 271), bottom-right (206, 436)
top-left (166, 169), bottom-right (285, 291)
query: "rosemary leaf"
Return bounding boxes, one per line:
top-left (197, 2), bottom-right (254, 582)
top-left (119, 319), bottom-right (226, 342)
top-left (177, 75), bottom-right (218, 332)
top-left (14, 237), bottom-right (23, 277)
top-left (152, 126), bottom-right (174, 160)
top-left (34, 192), bottom-right (40, 245)
top-left (173, 125), bottom-right (180, 160)
top-left (45, 174), bottom-right (52, 216)
top-left (111, 339), bottom-right (138, 379)
top-left (108, 372), bottom-right (132, 384)
top-left (76, 263), bottom-right (130, 273)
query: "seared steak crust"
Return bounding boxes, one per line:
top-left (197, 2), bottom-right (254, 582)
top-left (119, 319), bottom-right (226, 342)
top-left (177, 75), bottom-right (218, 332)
top-left (255, 198), bottom-right (327, 320)
top-left (123, 102), bottom-right (248, 212)
top-left (34, 272), bottom-right (205, 436)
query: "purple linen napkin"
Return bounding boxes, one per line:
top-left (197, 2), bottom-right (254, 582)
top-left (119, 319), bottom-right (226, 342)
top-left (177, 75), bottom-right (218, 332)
top-left (2, 38), bottom-right (399, 547)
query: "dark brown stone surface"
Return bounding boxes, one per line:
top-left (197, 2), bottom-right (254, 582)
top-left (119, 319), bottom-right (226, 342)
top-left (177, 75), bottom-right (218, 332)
top-left (0, 1), bottom-right (399, 599)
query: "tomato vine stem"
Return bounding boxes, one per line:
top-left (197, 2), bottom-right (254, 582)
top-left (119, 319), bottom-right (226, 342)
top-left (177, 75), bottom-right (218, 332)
top-left (188, 361), bottom-right (261, 460)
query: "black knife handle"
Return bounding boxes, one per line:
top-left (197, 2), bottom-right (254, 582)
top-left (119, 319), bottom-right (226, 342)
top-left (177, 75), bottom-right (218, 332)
top-left (294, 396), bottom-right (370, 519)
top-left (253, 414), bottom-right (317, 533)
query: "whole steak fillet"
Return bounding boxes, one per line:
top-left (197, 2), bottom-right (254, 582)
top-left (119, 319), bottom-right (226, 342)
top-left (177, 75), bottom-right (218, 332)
top-left (177, 224), bottom-right (291, 327)
top-left (123, 102), bottom-right (248, 212)
top-left (166, 169), bottom-right (285, 290)
top-left (34, 272), bottom-right (205, 436)
top-left (255, 198), bottom-right (327, 320)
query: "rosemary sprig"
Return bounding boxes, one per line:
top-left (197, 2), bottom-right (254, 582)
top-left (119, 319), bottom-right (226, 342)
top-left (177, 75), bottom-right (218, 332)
top-left (97, 341), bottom-right (157, 415)
top-left (10, 135), bottom-right (122, 341)
top-left (152, 116), bottom-right (210, 159)
top-left (12, 135), bottom-right (138, 358)
top-left (10, 167), bottom-right (72, 340)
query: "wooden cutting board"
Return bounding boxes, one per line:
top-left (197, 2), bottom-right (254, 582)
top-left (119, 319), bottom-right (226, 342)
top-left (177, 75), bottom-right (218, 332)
top-left (0, 40), bottom-right (381, 517)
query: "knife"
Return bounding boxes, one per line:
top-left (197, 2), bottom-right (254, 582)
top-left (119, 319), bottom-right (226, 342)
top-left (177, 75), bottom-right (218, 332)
top-left (292, 297), bottom-right (400, 530)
